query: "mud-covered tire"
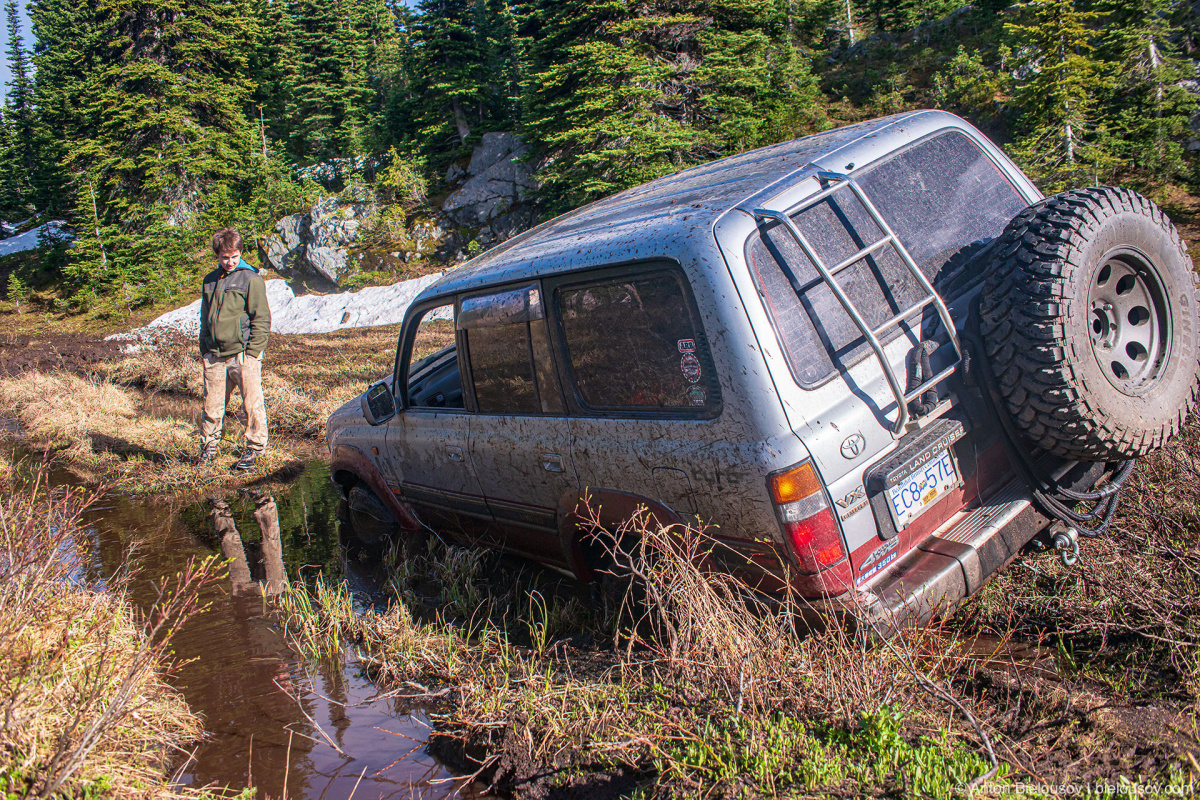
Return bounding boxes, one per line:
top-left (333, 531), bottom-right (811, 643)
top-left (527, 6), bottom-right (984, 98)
top-left (979, 186), bottom-right (1200, 461)
top-left (346, 483), bottom-right (398, 545)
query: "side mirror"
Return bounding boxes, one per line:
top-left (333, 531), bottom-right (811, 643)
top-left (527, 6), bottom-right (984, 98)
top-left (361, 381), bottom-right (397, 426)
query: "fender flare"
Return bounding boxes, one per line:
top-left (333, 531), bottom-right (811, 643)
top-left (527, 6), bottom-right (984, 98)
top-left (556, 488), bottom-right (685, 582)
top-left (329, 444), bottom-right (423, 531)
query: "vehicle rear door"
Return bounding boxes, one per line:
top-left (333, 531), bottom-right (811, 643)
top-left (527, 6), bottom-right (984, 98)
top-left (719, 127), bottom-right (1038, 583)
top-left (460, 283), bottom-right (580, 565)
top-left (542, 264), bottom-right (755, 562)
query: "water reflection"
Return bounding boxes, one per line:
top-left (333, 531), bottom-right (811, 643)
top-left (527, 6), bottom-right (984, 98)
top-left (55, 459), bottom-right (474, 799)
top-left (210, 492), bottom-right (285, 597)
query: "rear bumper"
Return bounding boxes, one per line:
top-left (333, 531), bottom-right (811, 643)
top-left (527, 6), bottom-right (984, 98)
top-left (837, 481), bottom-right (1049, 636)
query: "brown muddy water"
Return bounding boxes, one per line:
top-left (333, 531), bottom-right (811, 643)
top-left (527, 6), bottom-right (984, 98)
top-left (56, 459), bottom-right (482, 799)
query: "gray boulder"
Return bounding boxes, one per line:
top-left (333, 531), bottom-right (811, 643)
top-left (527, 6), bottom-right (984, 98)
top-left (257, 200), bottom-right (373, 288)
top-left (443, 133), bottom-right (538, 227)
top-left (259, 212), bottom-right (310, 274)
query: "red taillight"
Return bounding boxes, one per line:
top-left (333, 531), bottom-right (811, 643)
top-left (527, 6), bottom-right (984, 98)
top-left (769, 462), bottom-right (847, 575)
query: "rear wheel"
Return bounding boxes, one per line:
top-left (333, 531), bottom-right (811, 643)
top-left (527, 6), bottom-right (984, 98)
top-left (979, 187), bottom-right (1200, 461)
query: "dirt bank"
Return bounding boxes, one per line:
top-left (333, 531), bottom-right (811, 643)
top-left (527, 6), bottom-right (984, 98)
top-left (0, 330), bottom-right (123, 377)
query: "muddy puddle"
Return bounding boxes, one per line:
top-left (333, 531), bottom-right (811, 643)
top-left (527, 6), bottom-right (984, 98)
top-left (58, 459), bottom-right (481, 799)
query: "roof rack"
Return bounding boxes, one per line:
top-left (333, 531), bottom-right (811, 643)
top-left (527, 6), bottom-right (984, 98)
top-left (753, 170), bottom-right (963, 435)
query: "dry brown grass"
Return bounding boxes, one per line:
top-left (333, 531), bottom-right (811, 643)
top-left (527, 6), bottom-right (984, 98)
top-left (0, 371), bottom-right (304, 494)
top-left (966, 417), bottom-right (1200, 694)
top-left (98, 325), bottom-right (407, 445)
top-left (277, 485), bottom-right (1200, 797)
top-left (0, 472), bottom-right (221, 798)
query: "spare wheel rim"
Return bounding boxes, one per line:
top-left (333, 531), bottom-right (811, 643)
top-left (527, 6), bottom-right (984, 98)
top-left (1087, 247), bottom-right (1172, 396)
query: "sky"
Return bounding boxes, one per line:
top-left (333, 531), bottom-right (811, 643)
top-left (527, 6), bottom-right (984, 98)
top-left (2, 0), bottom-right (420, 103)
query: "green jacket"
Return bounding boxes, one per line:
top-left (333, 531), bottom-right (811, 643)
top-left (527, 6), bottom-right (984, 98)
top-left (199, 259), bottom-right (271, 358)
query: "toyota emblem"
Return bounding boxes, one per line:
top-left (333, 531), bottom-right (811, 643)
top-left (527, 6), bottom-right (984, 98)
top-left (840, 433), bottom-right (866, 459)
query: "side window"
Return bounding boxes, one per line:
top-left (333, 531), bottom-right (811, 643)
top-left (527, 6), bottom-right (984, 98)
top-left (407, 305), bottom-right (463, 409)
top-left (555, 271), bottom-right (716, 412)
top-left (461, 285), bottom-right (545, 415)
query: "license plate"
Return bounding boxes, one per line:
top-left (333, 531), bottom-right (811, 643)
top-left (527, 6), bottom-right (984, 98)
top-left (885, 448), bottom-right (961, 530)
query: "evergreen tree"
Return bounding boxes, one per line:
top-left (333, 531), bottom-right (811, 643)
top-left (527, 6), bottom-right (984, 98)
top-left (522, 4), bottom-right (706, 209)
top-left (57, 0), bottom-right (256, 300)
top-left (371, 2), bottom-right (420, 153)
top-left (694, 1), bottom-right (825, 151)
top-left (29, 0), bottom-right (101, 213)
top-left (409, 0), bottom-right (488, 153)
top-left (1099, 0), bottom-right (1195, 178)
top-left (248, 0), bottom-right (301, 149)
top-left (286, 0), bottom-right (376, 167)
top-left (3, 0), bottom-right (35, 216)
top-left (1005, 0), bottom-right (1114, 189)
top-left (521, 0), bottom-right (825, 211)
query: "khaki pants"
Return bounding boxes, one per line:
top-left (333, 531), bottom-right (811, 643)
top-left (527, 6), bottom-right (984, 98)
top-left (201, 351), bottom-right (268, 453)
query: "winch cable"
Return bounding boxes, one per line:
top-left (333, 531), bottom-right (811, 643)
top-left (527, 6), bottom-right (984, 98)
top-left (963, 298), bottom-right (1135, 538)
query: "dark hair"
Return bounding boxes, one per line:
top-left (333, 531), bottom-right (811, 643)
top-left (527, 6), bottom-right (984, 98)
top-left (211, 227), bottom-right (244, 256)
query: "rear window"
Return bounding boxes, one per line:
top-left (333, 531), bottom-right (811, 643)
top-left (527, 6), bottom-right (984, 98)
top-left (555, 270), bottom-right (717, 413)
top-left (746, 130), bottom-right (1028, 388)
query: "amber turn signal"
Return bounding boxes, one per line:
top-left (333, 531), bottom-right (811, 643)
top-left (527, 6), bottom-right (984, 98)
top-left (769, 461), bottom-right (823, 504)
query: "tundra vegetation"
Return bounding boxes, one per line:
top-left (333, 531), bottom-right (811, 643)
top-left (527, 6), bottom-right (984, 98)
top-left (0, 327), bottom-right (1197, 794)
top-left (274, 426), bottom-right (1200, 796)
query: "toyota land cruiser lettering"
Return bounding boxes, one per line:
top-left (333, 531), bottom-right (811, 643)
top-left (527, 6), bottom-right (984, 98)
top-left (327, 110), bottom-right (1200, 632)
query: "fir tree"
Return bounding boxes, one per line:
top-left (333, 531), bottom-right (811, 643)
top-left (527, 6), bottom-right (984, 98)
top-left (1099, 0), bottom-right (1195, 178)
top-left (57, 0), bottom-right (256, 299)
top-left (248, 0), bottom-right (301, 149)
top-left (3, 0), bottom-right (35, 215)
top-left (30, 0), bottom-right (110, 212)
top-left (409, 0), bottom-right (488, 152)
top-left (286, 0), bottom-right (376, 168)
top-left (1005, 0), bottom-right (1114, 189)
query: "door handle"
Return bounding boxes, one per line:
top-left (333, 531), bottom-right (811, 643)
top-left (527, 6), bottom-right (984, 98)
top-left (447, 445), bottom-right (464, 462)
top-left (541, 453), bottom-right (564, 473)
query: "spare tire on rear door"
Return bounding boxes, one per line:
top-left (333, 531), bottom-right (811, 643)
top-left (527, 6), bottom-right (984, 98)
top-left (979, 186), bottom-right (1200, 462)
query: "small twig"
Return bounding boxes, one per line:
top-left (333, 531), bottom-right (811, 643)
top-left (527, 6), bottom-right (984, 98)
top-left (347, 765), bottom-right (368, 799)
top-left (883, 635), bottom-right (999, 793)
top-left (274, 677), bottom-right (351, 758)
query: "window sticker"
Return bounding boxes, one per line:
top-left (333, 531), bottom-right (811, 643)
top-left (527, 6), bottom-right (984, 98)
top-left (680, 352), bottom-right (702, 383)
top-left (686, 386), bottom-right (707, 406)
top-left (677, 339), bottom-right (696, 353)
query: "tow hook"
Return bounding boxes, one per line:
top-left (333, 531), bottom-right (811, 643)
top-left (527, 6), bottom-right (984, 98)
top-left (1051, 524), bottom-right (1080, 567)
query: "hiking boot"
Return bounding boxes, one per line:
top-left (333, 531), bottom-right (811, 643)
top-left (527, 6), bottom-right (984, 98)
top-left (199, 443), bottom-right (220, 464)
top-left (232, 449), bottom-right (261, 473)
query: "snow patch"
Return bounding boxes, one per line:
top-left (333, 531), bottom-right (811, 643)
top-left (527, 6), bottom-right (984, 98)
top-left (0, 221), bottom-right (69, 257)
top-left (109, 273), bottom-right (451, 346)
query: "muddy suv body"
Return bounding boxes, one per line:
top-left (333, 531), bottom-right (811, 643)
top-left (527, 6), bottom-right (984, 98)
top-left (327, 110), bottom-right (1150, 627)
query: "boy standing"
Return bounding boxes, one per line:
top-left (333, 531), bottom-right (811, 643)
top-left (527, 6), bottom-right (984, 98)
top-left (199, 228), bottom-right (272, 471)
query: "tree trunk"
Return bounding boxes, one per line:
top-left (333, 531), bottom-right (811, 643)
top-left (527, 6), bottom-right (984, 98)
top-left (450, 97), bottom-right (471, 143)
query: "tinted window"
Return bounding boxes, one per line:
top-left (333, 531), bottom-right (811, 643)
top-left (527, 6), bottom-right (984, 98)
top-left (747, 130), bottom-right (1028, 387)
top-left (557, 272), bottom-right (714, 411)
top-left (467, 323), bottom-right (539, 414)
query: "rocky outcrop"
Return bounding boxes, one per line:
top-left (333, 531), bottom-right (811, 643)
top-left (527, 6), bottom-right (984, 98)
top-left (442, 133), bottom-right (539, 247)
top-left (259, 199), bottom-right (375, 288)
top-left (257, 132), bottom-right (542, 288)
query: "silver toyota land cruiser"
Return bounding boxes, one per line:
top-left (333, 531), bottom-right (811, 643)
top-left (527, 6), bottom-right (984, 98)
top-left (327, 110), bottom-right (1200, 630)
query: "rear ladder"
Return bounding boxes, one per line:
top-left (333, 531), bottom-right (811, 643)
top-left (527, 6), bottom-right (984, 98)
top-left (753, 170), bottom-right (964, 435)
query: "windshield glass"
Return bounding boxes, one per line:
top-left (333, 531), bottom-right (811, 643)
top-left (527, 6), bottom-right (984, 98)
top-left (746, 130), bottom-right (1028, 388)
